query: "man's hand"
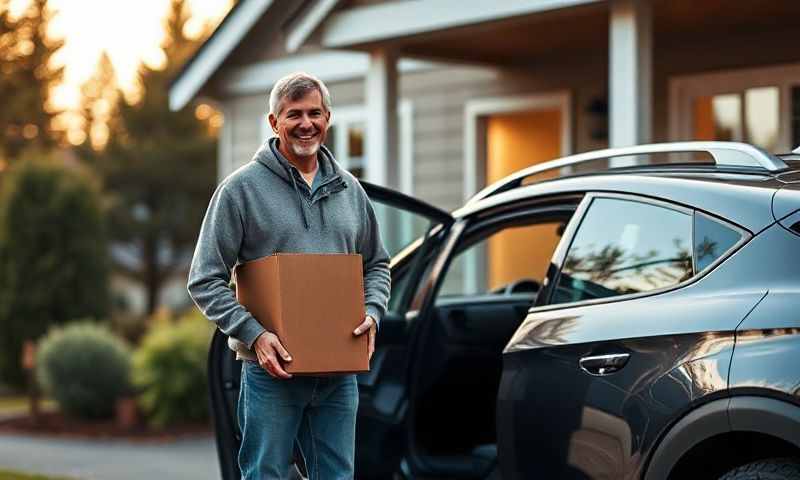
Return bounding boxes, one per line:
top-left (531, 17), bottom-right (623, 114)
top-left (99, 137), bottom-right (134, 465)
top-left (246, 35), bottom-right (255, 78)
top-left (353, 315), bottom-right (376, 361)
top-left (253, 331), bottom-right (292, 379)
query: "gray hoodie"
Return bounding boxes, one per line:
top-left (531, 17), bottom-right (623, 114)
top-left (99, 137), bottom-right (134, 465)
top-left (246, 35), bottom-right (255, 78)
top-left (187, 138), bottom-right (391, 360)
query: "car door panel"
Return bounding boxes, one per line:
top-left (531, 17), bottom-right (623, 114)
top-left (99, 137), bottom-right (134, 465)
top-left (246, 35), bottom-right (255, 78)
top-left (497, 288), bottom-right (761, 479)
top-left (496, 193), bottom-right (767, 480)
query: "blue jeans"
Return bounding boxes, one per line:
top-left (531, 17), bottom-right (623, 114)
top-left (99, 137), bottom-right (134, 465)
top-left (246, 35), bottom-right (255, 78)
top-left (238, 360), bottom-right (359, 480)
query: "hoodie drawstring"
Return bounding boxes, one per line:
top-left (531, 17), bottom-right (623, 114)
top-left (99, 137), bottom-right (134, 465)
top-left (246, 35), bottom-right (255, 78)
top-left (288, 168), bottom-right (310, 230)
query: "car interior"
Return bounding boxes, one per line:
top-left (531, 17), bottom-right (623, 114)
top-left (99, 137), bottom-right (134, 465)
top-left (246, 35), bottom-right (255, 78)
top-left (401, 203), bottom-right (579, 478)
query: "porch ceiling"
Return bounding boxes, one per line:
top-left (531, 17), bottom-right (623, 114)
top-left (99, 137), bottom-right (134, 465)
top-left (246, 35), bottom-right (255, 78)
top-left (333, 0), bottom-right (800, 68)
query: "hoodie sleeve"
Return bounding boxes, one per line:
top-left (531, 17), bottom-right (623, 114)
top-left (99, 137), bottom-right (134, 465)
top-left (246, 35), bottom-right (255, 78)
top-left (187, 182), bottom-right (266, 348)
top-left (358, 192), bottom-right (391, 329)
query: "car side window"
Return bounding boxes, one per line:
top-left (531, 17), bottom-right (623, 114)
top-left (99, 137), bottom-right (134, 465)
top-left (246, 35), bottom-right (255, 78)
top-left (552, 197), bottom-right (693, 305)
top-left (694, 212), bottom-right (743, 272)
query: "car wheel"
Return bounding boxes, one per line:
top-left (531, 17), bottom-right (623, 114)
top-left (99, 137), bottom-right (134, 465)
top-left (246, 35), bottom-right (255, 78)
top-left (719, 458), bottom-right (800, 479)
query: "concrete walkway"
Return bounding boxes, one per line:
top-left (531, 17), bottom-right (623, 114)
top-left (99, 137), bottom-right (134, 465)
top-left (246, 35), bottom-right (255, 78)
top-left (0, 433), bottom-right (219, 480)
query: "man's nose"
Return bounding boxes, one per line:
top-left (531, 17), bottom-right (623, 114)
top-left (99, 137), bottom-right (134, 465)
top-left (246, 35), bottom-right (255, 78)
top-left (299, 114), bottom-right (313, 129)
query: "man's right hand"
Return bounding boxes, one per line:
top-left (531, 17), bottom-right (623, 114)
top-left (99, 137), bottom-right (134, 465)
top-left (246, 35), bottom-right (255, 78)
top-left (253, 331), bottom-right (293, 379)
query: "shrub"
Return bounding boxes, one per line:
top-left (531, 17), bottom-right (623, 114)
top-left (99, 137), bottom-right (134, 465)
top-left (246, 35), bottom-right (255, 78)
top-left (133, 309), bottom-right (213, 427)
top-left (36, 321), bottom-right (132, 419)
top-left (0, 154), bottom-right (110, 386)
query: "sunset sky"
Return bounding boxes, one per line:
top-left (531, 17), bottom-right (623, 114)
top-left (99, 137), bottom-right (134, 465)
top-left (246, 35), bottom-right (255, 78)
top-left (10, 0), bottom-right (234, 111)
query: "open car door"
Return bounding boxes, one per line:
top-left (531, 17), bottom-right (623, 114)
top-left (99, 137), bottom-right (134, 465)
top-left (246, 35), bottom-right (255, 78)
top-left (208, 181), bottom-right (453, 480)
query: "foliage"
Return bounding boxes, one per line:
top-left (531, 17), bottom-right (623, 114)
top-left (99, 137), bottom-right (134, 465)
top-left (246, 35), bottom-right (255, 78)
top-left (92, 0), bottom-right (216, 314)
top-left (0, 154), bottom-right (110, 385)
top-left (78, 51), bottom-right (121, 152)
top-left (36, 321), bottom-right (132, 419)
top-left (132, 308), bottom-right (213, 427)
top-left (0, 0), bottom-right (64, 161)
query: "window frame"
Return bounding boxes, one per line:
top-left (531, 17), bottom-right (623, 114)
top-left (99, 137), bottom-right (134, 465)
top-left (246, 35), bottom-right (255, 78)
top-left (537, 192), bottom-right (752, 312)
top-left (669, 63), bottom-right (800, 152)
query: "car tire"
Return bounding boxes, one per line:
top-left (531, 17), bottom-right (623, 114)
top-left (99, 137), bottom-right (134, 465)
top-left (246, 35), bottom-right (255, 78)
top-left (719, 458), bottom-right (800, 479)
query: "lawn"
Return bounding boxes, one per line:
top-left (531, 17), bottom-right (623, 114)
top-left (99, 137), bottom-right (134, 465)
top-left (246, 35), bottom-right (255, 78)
top-left (0, 396), bottom-right (56, 416)
top-left (0, 469), bottom-right (78, 480)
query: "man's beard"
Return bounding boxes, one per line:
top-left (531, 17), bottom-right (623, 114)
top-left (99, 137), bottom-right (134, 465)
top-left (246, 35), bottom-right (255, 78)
top-left (290, 139), bottom-right (321, 157)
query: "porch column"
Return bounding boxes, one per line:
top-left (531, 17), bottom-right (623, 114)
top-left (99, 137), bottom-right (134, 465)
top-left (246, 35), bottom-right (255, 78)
top-left (365, 48), bottom-right (399, 188)
top-left (609, 0), bottom-right (652, 165)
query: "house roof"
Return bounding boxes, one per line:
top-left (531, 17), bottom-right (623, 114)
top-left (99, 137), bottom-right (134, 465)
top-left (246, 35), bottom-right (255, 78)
top-left (168, 0), bottom-right (274, 111)
top-left (169, 0), bottom-right (604, 111)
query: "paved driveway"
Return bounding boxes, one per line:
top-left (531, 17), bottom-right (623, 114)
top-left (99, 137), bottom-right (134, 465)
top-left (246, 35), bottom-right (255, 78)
top-left (0, 433), bottom-right (219, 480)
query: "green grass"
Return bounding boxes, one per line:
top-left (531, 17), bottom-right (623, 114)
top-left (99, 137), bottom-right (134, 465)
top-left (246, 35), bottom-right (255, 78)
top-left (0, 396), bottom-right (56, 415)
top-left (0, 469), bottom-right (79, 480)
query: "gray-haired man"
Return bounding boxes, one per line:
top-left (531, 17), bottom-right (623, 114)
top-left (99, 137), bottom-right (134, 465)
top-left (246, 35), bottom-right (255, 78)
top-left (188, 72), bottom-right (391, 479)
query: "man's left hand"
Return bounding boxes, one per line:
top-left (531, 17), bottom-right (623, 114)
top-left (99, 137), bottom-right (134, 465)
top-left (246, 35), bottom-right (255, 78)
top-left (353, 315), bottom-right (376, 361)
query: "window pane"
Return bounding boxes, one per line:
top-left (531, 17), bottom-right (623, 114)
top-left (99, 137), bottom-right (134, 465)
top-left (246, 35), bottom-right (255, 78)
top-left (694, 213), bottom-right (743, 272)
top-left (792, 86), bottom-right (800, 148)
top-left (745, 86), bottom-right (779, 152)
top-left (324, 125), bottom-right (336, 151)
top-left (553, 198), bottom-right (693, 305)
top-left (371, 203), bottom-right (433, 258)
top-left (693, 94), bottom-right (742, 142)
top-left (348, 122), bottom-right (364, 158)
top-left (439, 222), bottom-right (567, 297)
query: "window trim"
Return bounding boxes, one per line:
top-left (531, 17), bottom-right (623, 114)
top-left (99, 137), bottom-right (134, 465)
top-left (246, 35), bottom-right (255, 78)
top-left (536, 192), bottom-right (750, 313)
top-left (669, 62), bottom-right (800, 152)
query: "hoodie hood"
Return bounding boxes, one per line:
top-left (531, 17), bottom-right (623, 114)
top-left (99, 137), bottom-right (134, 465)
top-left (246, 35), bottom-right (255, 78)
top-left (253, 137), bottom-right (346, 229)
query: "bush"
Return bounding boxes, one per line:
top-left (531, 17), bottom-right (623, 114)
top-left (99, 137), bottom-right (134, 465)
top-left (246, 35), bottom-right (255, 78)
top-left (132, 309), bottom-right (213, 427)
top-left (0, 154), bottom-right (110, 386)
top-left (36, 321), bottom-right (132, 419)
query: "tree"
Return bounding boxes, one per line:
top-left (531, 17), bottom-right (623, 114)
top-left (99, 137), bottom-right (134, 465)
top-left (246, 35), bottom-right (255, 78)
top-left (0, 152), bottom-right (110, 386)
top-left (0, 0), bottom-right (64, 162)
top-left (78, 51), bottom-right (121, 152)
top-left (98, 0), bottom-right (216, 315)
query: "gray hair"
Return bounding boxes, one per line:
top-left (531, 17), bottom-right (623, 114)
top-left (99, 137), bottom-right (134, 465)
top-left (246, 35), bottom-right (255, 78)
top-left (268, 72), bottom-right (332, 117)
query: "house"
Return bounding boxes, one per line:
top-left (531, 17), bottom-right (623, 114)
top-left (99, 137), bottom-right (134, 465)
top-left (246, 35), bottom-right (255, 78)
top-left (169, 0), bottom-right (800, 291)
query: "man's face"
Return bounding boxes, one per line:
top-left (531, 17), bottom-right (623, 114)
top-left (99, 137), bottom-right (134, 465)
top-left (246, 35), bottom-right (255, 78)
top-left (269, 89), bottom-right (330, 160)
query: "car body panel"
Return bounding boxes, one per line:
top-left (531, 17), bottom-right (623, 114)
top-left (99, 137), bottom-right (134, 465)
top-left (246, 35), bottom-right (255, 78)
top-left (773, 182), bottom-right (800, 221)
top-left (496, 189), bottom-right (790, 479)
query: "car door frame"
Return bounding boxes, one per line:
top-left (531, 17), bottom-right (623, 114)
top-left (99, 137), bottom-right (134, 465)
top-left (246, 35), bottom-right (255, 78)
top-left (400, 192), bottom-right (584, 478)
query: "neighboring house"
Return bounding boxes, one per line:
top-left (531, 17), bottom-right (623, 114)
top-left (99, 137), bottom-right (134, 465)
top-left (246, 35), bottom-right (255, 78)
top-left (169, 0), bottom-right (800, 291)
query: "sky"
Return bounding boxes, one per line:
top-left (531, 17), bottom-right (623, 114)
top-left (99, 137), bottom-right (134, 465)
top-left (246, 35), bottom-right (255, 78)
top-left (10, 0), bottom-right (234, 111)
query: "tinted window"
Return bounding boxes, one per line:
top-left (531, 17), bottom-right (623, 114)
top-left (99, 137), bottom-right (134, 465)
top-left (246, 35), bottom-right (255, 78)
top-left (694, 213), bottom-right (743, 272)
top-left (553, 197), bottom-right (693, 305)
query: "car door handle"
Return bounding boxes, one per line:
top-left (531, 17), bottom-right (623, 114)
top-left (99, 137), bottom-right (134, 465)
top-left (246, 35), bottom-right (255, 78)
top-left (579, 353), bottom-right (630, 376)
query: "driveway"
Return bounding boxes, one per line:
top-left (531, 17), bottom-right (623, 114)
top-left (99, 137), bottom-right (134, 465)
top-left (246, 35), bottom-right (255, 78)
top-left (0, 433), bottom-right (219, 480)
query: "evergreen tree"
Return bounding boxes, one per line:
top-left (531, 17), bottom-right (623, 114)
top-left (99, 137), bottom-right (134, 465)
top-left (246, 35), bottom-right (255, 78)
top-left (79, 51), bottom-right (121, 152)
top-left (99, 0), bottom-right (216, 315)
top-left (0, 0), bottom-right (64, 161)
top-left (0, 153), bottom-right (110, 385)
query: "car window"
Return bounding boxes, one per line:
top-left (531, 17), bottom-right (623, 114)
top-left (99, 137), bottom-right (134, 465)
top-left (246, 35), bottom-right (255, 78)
top-left (694, 212), bottom-right (743, 272)
top-left (552, 197), bottom-right (693, 305)
top-left (372, 203), bottom-right (437, 258)
top-left (438, 221), bottom-right (566, 298)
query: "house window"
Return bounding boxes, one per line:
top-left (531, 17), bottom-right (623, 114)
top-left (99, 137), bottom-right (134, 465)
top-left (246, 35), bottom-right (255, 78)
top-left (793, 86), bottom-right (800, 148)
top-left (326, 115), bottom-right (366, 179)
top-left (692, 87), bottom-right (780, 152)
top-left (671, 63), bottom-right (800, 152)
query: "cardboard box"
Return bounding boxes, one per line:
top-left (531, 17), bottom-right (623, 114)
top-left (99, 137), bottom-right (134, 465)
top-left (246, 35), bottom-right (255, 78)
top-left (234, 253), bottom-right (368, 374)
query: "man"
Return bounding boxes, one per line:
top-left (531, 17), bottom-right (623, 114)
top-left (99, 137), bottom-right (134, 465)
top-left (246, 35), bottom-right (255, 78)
top-left (187, 72), bottom-right (391, 479)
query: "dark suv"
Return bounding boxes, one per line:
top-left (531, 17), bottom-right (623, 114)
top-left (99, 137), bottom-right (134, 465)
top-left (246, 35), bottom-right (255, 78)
top-left (209, 142), bottom-right (800, 480)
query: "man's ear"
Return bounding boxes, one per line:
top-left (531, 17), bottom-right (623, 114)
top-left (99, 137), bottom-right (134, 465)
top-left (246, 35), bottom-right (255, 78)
top-left (268, 113), bottom-right (278, 133)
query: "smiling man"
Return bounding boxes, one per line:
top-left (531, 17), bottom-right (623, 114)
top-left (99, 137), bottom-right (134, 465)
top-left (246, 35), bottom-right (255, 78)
top-left (187, 72), bottom-right (390, 479)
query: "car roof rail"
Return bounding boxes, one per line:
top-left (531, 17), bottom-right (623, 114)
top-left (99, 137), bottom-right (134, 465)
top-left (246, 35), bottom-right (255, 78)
top-left (794, 145), bottom-right (800, 154)
top-left (466, 141), bottom-right (789, 205)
